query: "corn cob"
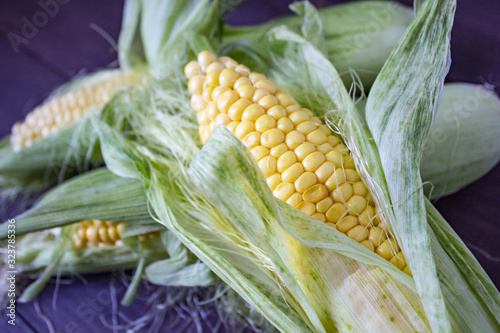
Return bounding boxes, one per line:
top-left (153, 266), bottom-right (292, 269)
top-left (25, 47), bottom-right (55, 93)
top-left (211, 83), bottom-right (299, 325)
top-left (10, 70), bottom-right (138, 151)
top-left (72, 220), bottom-right (160, 248)
top-left (185, 51), bottom-right (410, 275)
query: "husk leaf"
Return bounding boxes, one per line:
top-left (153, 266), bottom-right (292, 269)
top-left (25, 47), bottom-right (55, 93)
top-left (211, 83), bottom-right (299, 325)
top-left (0, 168), bottom-right (155, 239)
top-left (363, 0), bottom-right (486, 331)
top-left (421, 83), bottom-right (500, 198)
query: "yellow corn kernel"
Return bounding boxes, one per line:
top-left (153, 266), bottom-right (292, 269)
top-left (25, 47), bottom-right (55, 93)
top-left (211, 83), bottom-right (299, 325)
top-left (184, 61), bottom-right (202, 79)
top-left (325, 149), bottom-right (344, 167)
top-left (277, 117), bottom-right (294, 134)
top-left (345, 168), bottom-right (361, 182)
top-left (294, 172), bottom-right (317, 193)
top-left (369, 226), bottom-right (387, 247)
top-left (261, 128), bottom-right (285, 148)
top-left (235, 64), bottom-right (250, 76)
top-left (390, 252), bottom-right (407, 270)
top-left (315, 162), bottom-right (335, 183)
top-left (347, 225), bottom-right (369, 242)
top-left (275, 90), bottom-right (296, 107)
top-left (206, 70), bottom-right (220, 87)
top-left (197, 50), bottom-right (216, 69)
top-left (376, 239), bottom-right (400, 260)
top-left (235, 84), bottom-right (255, 100)
top-left (215, 113), bottom-right (230, 127)
top-left (251, 146), bottom-right (270, 161)
top-left (212, 86), bottom-right (230, 101)
top-left (234, 77), bottom-right (252, 90)
top-left (255, 114), bottom-right (276, 133)
top-left (219, 68), bottom-right (239, 87)
top-left (274, 182), bottom-right (295, 201)
top-left (316, 197), bottom-right (333, 214)
top-left (235, 121), bottom-right (255, 140)
top-left (294, 142), bottom-right (315, 161)
top-left (326, 203), bottom-right (346, 223)
top-left (336, 216), bottom-right (358, 233)
top-left (359, 205), bottom-right (375, 226)
top-left (296, 120), bottom-right (317, 135)
top-left (242, 104), bottom-right (265, 121)
top-left (242, 131), bottom-right (261, 149)
top-left (347, 195), bottom-right (367, 215)
top-left (267, 105), bottom-right (287, 119)
top-left (302, 184), bottom-right (328, 203)
top-left (258, 94), bottom-right (279, 110)
top-left (297, 202), bottom-right (315, 216)
top-left (361, 240), bottom-right (375, 251)
top-left (191, 95), bottom-right (206, 112)
top-left (217, 90), bottom-right (239, 113)
top-left (252, 89), bottom-right (269, 102)
top-left (255, 80), bottom-right (277, 94)
top-left (307, 129), bottom-right (328, 145)
top-left (302, 151), bottom-right (325, 172)
top-left (289, 110), bottom-right (309, 125)
top-left (332, 183), bottom-right (353, 203)
top-left (228, 99), bottom-right (252, 121)
top-left (206, 61), bottom-right (225, 73)
top-left (277, 151), bottom-right (297, 173)
top-left (286, 192), bottom-right (303, 207)
top-left (258, 156), bottom-right (277, 177)
top-left (266, 173), bottom-right (281, 191)
top-left (270, 143), bottom-right (288, 158)
top-left (249, 72), bottom-right (266, 82)
top-left (281, 163), bottom-right (304, 183)
top-left (352, 182), bottom-right (368, 197)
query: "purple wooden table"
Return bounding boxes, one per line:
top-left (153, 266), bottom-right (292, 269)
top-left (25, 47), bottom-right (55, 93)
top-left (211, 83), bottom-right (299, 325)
top-left (1, 0), bottom-right (499, 332)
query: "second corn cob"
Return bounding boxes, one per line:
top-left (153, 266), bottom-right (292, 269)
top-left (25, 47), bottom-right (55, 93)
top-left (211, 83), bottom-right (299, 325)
top-left (10, 70), bottom-right (139, 151)
top-left (185, 51), bottom-right (410, 274)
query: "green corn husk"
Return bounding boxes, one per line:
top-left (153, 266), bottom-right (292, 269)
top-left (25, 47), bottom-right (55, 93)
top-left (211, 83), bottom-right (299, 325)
top-left (420, 83), bottom-right (500, 198)
top-left (356, 82), bottom-right (500, 199)
top-left (0, 168), bottom-right (155, 237)
top-left (119, 0), bottom-right (215, 74)
top-left (364, 0), bottom-right (498, 331)
top-left (223, 1), bottom-right (413, 90)
top-left (364, 0), bottom-right (455, 329)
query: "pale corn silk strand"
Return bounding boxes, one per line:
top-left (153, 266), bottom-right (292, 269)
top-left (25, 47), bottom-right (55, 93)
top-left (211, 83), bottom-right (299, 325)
top-left (184, 51), bottom-right (410, 274)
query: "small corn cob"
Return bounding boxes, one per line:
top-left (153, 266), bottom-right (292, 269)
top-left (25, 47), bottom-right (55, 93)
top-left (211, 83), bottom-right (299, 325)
top-left (11, 70), bottom-right (138, 151)
top-left (185, 51), bottom-right (410, 275)
top-left (72, 220), bottom-right (160, 248)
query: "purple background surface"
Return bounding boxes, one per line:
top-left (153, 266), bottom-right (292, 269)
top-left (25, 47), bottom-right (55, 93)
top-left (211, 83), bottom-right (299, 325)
top-left (0, 0), bottom-right (499, 332)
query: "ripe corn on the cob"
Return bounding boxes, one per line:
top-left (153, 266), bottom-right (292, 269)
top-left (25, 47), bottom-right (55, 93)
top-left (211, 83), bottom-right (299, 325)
top-left (185, 51), bottom-right (410, 274)
top-left (72, 220), bottom-right (159, 248)
top-left (10, 70), bottom-right (138, 151)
